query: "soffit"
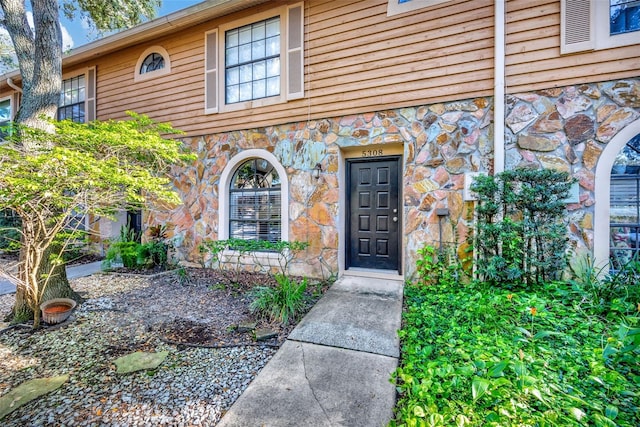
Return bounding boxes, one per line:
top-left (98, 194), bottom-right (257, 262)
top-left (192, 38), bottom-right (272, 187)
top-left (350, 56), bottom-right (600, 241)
top-left (62, 0), bottom-right (270, 68)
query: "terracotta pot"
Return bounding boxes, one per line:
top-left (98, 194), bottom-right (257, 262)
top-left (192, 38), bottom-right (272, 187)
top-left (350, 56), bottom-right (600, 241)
top-left (40, 298), bottom-right (77, 324)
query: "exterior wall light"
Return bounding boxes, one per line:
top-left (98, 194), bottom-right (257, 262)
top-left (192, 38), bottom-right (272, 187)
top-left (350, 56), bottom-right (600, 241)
top-left (312, 163), bottom-right (322, 179)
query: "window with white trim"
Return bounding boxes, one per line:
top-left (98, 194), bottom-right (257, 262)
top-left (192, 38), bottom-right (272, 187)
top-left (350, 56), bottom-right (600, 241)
top-left (609, 132), bottom-right (640, 271)
top-left (386, 0), bottom-right (450, 16)
top-left (134, 46), bottom-right (171, 81)
top-left (58, 68), bottom-right (96, 123)
top-left (225, 16), bottom-right (281, 104)
top-left (141, 53), bottom-right (165, 74)
top-left (229, 158), bottom-right (281, 242)
top-left (58, 75), bottom-right (85, 123)
top-left (0, 97), bottom-right (12, 139)
top-left (561, 0), bottom-right (640, 54)
top-left (204, 2), bottom-right (304, 114)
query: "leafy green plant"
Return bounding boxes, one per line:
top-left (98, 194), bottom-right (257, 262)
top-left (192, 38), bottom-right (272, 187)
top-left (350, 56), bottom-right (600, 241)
top-left (392, 280), bottom-right (640, 427)
top-left (249, 274), bottom-right (308, 325)
top-left (0, 209), bottom-right (21, 253)
top-left (137, 241), bottom-right (168, 269)
top-left (102, 225), bottom-right (141, 270)
top-left (469, 168), bottom-right (574, 289)
top-left (415, 244), bottom-right (463, 287)
top-left (198, 238), bottom-right (309, 280)
top-left (569, 253), bottom-right (640, 317)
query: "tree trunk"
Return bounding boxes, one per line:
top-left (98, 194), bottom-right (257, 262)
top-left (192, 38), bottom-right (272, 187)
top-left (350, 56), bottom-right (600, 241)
top-left (1, 0), bottom-right (74, 324)
top-left (11, 241), bottom-right (80, 325)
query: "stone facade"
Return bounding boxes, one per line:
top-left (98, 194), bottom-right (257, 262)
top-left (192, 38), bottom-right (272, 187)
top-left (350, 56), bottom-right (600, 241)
top-left (505, 79), bottom-right (640, 254)
top-left (148, 78), bottom-right (640, 280)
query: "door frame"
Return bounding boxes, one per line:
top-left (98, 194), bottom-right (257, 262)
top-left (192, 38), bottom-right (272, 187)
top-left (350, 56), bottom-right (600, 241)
top-left (345, 155), bottom-right (403, 274)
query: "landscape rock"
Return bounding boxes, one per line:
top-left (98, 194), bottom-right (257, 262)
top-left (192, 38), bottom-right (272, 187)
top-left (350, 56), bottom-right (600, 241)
top-left (0, 375), bottom-right (69, 420)
top-left (115, 351), bottom-right (169, 374)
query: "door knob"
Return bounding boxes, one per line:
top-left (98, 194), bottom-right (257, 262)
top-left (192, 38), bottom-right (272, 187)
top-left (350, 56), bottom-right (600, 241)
top-left (393, 216), bottom-right (398, 222)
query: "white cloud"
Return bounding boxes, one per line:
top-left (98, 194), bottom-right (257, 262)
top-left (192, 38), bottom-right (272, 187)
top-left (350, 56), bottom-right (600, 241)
top-left (25, 11), bottom-right (75, 51)
top-left (61, 24), bottom-right (74, 51)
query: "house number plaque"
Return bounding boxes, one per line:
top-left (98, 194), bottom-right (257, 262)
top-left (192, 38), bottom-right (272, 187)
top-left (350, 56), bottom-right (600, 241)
top-left (361, 149), bottom-right (384, 157)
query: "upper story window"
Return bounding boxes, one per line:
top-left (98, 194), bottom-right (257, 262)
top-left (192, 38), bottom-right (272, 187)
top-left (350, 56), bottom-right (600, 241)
top-left (58, 68), bottom-right (96, 123)
top-left (141, 53), bottom-right (165, 73)
top-left (134, 46), bottom-right (171, 82)
top-left (58, 75), bottom-right (85, 123)
top-left (561, 0), bottom-right (640, 54)
top-left (610, 0), bottom-right (640, 35)
top-left (204, 2), bottom-right (304, 114)
top-left (225, 17), bottom-right (281, 104)
top-left (386, 0), bottom-right (450, 16)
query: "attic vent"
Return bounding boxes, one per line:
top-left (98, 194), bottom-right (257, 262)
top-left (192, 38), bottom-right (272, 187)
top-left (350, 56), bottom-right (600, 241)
top-left (561, 0), bottom-right (595, 54)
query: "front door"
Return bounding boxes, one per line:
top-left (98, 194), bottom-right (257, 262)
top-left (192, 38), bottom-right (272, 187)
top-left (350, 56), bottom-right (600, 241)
top-left (347, 157), bottom-right (401, 272)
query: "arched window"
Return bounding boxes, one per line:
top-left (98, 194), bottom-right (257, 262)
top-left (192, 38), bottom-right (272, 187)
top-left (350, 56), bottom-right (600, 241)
top-left (229, 158), bottom-right (281, 242)
top-left (140, 53), bottom-right (165, 74)
top-left (609, 132), bottom-right (640, 270)
top-left (134, 46), bottom-right (171, 82)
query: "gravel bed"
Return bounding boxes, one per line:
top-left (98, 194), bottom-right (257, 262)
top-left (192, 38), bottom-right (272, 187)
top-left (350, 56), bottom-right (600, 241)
top-left (0, 270), bottom-right (293, 426)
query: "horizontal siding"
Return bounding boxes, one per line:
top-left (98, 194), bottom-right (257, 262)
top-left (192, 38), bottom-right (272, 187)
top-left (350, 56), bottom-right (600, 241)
top-left (505, 0), bottom-right (640, 93)
top-left (89, 0), bottom-right (495, 135)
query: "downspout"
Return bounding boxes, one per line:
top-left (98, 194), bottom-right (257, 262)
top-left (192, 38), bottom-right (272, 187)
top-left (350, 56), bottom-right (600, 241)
top-left (6, 77), bottom-right (22, 93)
top-left (494, 0), bottom-right (506, 174)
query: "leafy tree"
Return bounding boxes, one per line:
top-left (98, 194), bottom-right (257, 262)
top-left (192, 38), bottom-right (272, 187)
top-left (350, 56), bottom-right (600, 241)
top-left (0, 0), bottom-right (162, 323)
top-left (0, 112), bottom-right (193, 327)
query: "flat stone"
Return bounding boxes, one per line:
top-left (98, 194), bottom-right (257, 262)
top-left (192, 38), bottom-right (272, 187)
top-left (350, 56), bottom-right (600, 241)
top-left (413, 178), bottom-right (439, 193)
top-left (114, 351), bottom-right (169, 374)
top-left (445, 157), bottom-right (467, 174)
top-left (582, 140), bottom-right (602, 170)
top-left (506, 103), bottom-right (538, 133)
top-left (597, 108), bottom-right (639, 142)
top-left (255, 328), bottom-right (278, 341)
top-left (565, 114), bottom-right (595, 144)
top-left (539, 155), bottom-right (570, 173)
top-left (517, 134), bottom-right (560, 152)
top-left (0, 375), bottom-right (69, 420)
top-left (237, 322), bottom-right (257, 333)
top-left (604, 80), bottom-right (640, 108)
top-left (556, 94), bottom-right (592, 118)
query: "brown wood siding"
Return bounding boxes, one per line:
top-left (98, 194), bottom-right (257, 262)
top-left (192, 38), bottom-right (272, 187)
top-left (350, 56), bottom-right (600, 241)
top-left (87, 0), bottom-right (494, 135)
top-left (505, 0), bottom-right (640, 93)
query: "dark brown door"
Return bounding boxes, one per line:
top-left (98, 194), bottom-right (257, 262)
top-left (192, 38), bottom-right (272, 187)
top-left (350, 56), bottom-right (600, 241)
top-left (347, 157), bottom-right (401, 272)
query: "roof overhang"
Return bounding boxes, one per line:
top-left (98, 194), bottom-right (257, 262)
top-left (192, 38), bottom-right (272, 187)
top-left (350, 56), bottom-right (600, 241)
top-left (1, 0), bottom-right (270, 86)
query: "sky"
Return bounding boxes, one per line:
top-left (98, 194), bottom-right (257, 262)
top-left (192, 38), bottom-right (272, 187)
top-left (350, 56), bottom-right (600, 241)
top-left (61, 0), bottom-right (203, 50)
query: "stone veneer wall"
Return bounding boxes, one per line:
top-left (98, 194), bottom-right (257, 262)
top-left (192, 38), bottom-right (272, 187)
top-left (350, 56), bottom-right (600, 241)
top-left (147, 77), bottom-right (639, 280)
top-left (505, 79), bottom-right (640, 255)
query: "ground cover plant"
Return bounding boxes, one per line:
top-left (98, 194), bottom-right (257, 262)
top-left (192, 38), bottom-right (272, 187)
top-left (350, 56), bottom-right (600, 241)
top-left (392, 270), bottom-right (639, 426)
top-left (392, 166), bottom-right (638, 426)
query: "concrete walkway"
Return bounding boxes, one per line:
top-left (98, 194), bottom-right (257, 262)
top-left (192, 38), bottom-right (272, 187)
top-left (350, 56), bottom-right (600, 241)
top-left (0, 261), bottom-right (103, 295)
top-left (218, 274), bottom-right (404, 427)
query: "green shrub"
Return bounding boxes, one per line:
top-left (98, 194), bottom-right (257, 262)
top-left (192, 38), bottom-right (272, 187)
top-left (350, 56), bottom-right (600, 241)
top-left (470, 168), bottom-right (574, 289)
top-left (137, 241), bottom-right (169, 269)
top-left (249, 274), bottom-right (308, 325)
top-left (0, 209), bottom-right (21, 253)
top-left (415, 244), bottom-right (464, 287)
